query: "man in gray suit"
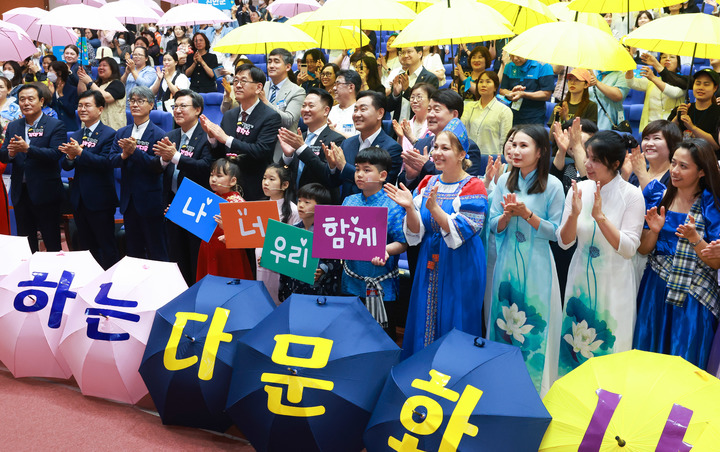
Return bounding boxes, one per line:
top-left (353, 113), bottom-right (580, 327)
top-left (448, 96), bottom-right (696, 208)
top-left (261, 47), bottom-right (306, 161)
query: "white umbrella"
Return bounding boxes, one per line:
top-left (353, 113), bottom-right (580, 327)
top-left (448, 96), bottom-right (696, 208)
top-left (157, 3), bottom-right (233, 27)
top-left (101, 0), bottom-right (161, 25)
top-left (38, 4), bottom-right (127, 32)
top-left (125, 0), bottom-right (164, 14)
top-left (163, 0), bottom-right (199, 5)
top-left (268, 0), bottom-right (322, 18)
top-left (0, 235), bottom-right (31, 284)
top-left (0, 20), bottom-right (41, 62)
top-left (3, 7), bottom-right (78, 47)
top-left (56, 0), bottom-right (108, 7)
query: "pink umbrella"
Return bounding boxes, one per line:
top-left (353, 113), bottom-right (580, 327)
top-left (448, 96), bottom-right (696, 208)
top-left (157, 3), bottom-right (233, 27)
top-left (126, 0), bottom-right (164, 14)
top-left (268, 0), bottom-right (321, 18)
top-left (58, 257), bottom-right (188, 404)
top-left (38, 4), bottom-right (127, 33)
top-left (0, 251), bottom-right (104, 379)
top-left (3, 7), bottom-right (79, 47)
top-left (101, 0), bottom-right (161, 25)
top-left (0, 20), bottom-right (41, 62)
top-left (0, 235), bottom-right (31, 284)
top-left (55, 0), bottom-right (108, 8)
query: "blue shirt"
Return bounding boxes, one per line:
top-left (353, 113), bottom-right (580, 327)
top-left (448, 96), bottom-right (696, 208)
top-left (500, 59), bottom-right (554, 125)
top-left (341, 190), bottom-right (406, 301)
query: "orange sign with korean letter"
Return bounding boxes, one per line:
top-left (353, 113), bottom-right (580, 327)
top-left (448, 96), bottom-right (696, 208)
top-left (220, 201), bottom-right (279, 249)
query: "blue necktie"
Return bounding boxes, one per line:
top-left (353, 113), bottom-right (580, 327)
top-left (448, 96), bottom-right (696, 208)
top-left (269, 84), bottom-right (278, 104)
top-left (297, 132), bottom-right (316, 188)
top-left (172, 134), bottom-right (188, 193)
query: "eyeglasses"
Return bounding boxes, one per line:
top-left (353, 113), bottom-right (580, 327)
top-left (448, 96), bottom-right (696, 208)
top-left (233, 78), bottom-right (257, 86)
top-left (128, 98), bottom-right (148, 106)
top-left (77, 103), bottom-right (96, 110)
top-left (400, 50), bottom-right (416, 56)
top-left (172, 103), bottom-right (192, 110)
top-left (320, 72), bottom-right (334, 78)
top-left (409, 95), bottom-right (425, 102)
top-left (334, 81), bottom-right (351, 87)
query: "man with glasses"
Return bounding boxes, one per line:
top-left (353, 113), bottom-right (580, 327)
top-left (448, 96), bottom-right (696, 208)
top-left (153, 89), bottom-right (212, 285)
top-left (200, 63), bottom-right (281, 201)
top-left (109, 86), bottom-right (168, 261)
top-left (59, 90), bottom-right (119, 269)
top-left (328, 70), bottom-right (361, 138)
top-left (0, 84), bottom-right (66, 252)
top-left (262, 48), bottom-right (306, 161)
top-left (387, 47), bottom-right (440, 122)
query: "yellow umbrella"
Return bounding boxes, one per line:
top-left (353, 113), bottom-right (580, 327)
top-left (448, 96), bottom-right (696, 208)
top-left (568, 0), bottom-right (684, 13)
top-left (503, 20), bottom-right (636, 71)
top-left (397, 0), bottom-right (440, 13)
top-left (212, 21), bottom-right (318, 55)
top-left (391, 0), bottom-right (514, 48)
top-left (548, 1), bottom-right (612, 34)
top-left (479, 0), bottom-right (557, 34)
top-left (303, 0), bottom-right (416, 48)
top-left (537, 0), bottom-right (558, 4)
top-left (624, 13), bottom-right (720, 61)
top-left (285, 12), bottom-right (362, 50)
top-left (540, 350), bottom-right (720, 451)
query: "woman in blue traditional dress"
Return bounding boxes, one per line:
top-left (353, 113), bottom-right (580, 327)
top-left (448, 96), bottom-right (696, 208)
top-left (385, 119), bottom-right (488, 360)
top-left (487, 123), bottom-right (565, 396)
top-left (556, 131), bottom-right (645, 377)
top-left (634, 138), bottom-right (720, 369)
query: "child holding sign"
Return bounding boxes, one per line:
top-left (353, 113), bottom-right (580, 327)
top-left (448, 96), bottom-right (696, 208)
top-left (341, 147), bottom-right (407, 339)
top-left (196, 157), bottom-right (252, 281)
top-left (257, 163), bottom-right (299, 304)
top-left (278, 183), bottom-right (342, 302)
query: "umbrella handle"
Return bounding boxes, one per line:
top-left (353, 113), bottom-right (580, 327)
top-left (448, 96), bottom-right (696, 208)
top-left (615, 436), bottom-right (626, 447)
top-left (474, 337), bottom-right (485, 348)
top-left (316, 297), bottom-right (327, 305)
top-left (227, 279), bottom-right (241, 285)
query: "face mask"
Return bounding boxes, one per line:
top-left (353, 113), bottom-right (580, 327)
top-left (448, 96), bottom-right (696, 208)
top-left (3, 70), bottom-right (14, 79)
top-left (214, 24), bottom-right (223, 31)
top-left (118, 38), bottom-right (126, 46)
top-left (47, 72), bottom-right (58, 83)
top-left (148, 27), bottom-right (156, 33)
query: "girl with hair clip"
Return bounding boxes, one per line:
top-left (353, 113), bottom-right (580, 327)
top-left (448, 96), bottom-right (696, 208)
top-left (196, 157), bottom-right (253, 281)
top-left (487, 123), bottom-right (565, 396)
top-left (556, 131), bottom-right (645, 376)
top-left (257, 163), bottom-right (300, 305)
top-left (634, 138), bottom-right (720, 369)
top-left (385, 119), bottom-right (488, 358)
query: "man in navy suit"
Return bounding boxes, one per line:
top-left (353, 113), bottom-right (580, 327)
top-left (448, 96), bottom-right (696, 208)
top-left (278, 88), bottom-right (345, 203)
top-left (0, 84), bottom-right (66, 252)
top-left (386, 46), bottom-right (440, 121)
top-left (325, 90), bottom-right (402, 202)
top-left (60, 90), bottom-right (119, 269)
top-left (399, 89), bottom-right (483, 191)
top-left (109, 86), bottom-right (168, 261)
top-left (153, 89), bottom-right (213, 284)
top-left (200, 63), bottom-right (281, 201)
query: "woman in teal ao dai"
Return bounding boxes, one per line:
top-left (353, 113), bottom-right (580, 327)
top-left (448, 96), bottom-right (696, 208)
top-left (556, 131), bottom-right (645, 377)
top-left (634, 139), bottom-right (720, 369)
top-left (385, 120), bottom-right (487, 360)
top-left (488, 124), bottom-right (564, 395)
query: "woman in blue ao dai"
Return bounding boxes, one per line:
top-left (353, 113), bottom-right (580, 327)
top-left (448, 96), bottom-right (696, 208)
top-left (488, 124), bottom-right (564, 396)
top-left (634, 139), bottom-right (720, 369)
top-left (556, 132), bottom-right (645, 376)
top-left (385, 121), bottom-right (487, 360)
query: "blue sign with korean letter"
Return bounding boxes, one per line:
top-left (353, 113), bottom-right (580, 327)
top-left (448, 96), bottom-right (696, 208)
top-left (165, 179), bottom-right (225, 242)
top-left (200, 0), bottom-right (233, 10)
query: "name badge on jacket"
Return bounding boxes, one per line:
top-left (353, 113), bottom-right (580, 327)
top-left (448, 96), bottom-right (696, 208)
top-left (136, 140), bottom-right (150, 152)
top-left (27, 126), bottom-right (44, 138)
top-left (82, 137), bottom-right (98, 148)
top-left (236, 122), bottom-right (254, 136)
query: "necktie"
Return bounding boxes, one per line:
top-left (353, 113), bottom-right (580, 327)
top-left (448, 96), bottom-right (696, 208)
top-left (269, 84), bottom-right (278, 104)
top-left (82, 128), bottom-right (90, 141)
top-left (172, 134), bottom-right (188, 193)
top-left (297, 132), bottom-right (316, 188)
top-left (241, 111), bottom-right (249, 123)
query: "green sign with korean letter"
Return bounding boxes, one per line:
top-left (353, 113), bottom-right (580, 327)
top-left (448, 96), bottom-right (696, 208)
top-left (260, 219), bottom-right (319, 285)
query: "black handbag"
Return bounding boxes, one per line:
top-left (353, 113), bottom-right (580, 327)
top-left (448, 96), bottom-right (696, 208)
top-left (595, 90), bottom-right (632, 133)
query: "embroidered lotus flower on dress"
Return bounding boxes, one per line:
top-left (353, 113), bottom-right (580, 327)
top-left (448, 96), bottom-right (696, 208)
top-left (497, 303), bottom-right (534, 343)
top-left (563, 320), bottom-right (604, 360)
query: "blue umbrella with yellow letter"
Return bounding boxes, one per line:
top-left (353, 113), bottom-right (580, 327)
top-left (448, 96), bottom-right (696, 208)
top-left (363, 329), bottom-right (551, 451)
top-left (138, 276), bottom-right (274, 432)
top-left (226, 294), bottom-right (400, 452)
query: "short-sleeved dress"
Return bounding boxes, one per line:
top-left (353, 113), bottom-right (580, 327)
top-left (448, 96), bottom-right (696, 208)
top-left (488, 170), bottom-right (565, 395)
top-left (633, 180), bottom-right (720, 369)
top-left (401, 175), bottom-right (488, 359)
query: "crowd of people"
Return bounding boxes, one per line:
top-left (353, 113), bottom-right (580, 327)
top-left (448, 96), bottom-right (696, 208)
top-left (3, 0), bottom-right (720, 396)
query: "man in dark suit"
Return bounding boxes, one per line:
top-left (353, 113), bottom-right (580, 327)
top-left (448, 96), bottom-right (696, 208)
top-left (278, 88), bottom-right (344, 203)
top-left (60, 90), bottom-right (119, 269)
top-left (325, 91), bottom-right (402, 202)
top-left (399, 89), bottom-right (483, 191)
top-left (386, 46), bottom-right (440, 121)
top-left (153, 89), bottom-right (213, 285)
top-left (0, 84), bottom-right (66, 252)
top-left (109, 86), bottom-right (168, 261)
top-left (200, 63), bottom-right (281, 201)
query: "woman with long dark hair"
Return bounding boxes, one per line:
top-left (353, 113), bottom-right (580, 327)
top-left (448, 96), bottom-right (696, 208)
top-left (47, 60), bottom-right (79, 131)
top-left (550, 68), bottom-right (598, 126)
top-left (77, 57), bottom-right (126, 130)
top-left (487, 123), bottom-right (565, 395)
top-left (151, 52), bottom-right (190, 112)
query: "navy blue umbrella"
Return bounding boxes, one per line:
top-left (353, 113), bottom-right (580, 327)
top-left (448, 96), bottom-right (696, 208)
top-left (226, 294), bottom-right (400, 452)
top-left (139, 276), bottom-right (275, 432)
top-left (363, 329), bottom-right (551, 452)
